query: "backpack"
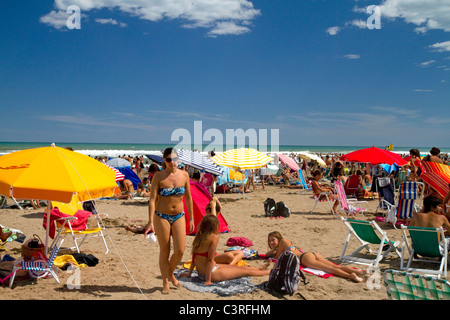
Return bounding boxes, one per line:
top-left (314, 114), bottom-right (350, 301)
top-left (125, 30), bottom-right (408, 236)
top-left (275, 201), bottom-right (291, 218)
top-left (264, 198), bottom-right (277, 217)
top-left (82, 200), bottom-right (98, 215)
top-left (265, 251), bottom-right (307, 296)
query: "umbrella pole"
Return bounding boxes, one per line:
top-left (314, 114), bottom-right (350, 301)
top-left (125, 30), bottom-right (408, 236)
top-left (45, 205), bottom-right (50, 255)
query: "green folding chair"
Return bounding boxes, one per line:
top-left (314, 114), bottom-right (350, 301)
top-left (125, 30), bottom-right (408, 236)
top-left (400, 225), bottom-right (447, 278)
top-left (384, 269), bottom-right (450, 300)
top-left (340, 218), bottom-right (401, 267)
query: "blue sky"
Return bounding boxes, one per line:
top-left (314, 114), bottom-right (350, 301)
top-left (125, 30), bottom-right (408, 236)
top-left (0, 0), bottom-right (449, 148)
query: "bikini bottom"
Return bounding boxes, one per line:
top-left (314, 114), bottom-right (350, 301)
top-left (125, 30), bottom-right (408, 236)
top-left (155, 210), bottom-right (185, 225)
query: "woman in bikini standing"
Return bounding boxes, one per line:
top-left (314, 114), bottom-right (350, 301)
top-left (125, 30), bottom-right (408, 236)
top-left (265, 231), bottom-right (365, 283)
top-left (144, 147), bottom-right (194, 294)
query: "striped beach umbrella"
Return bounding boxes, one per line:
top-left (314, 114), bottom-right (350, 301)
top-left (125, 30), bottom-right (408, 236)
top-left (104, 163), bottom-right (125, 182)
top-left (177, 149), bottom-right (223, 176)
top-left (420, 161), bottom-right (450, 199)
top-left (210, 148), bottom-right (273, 171)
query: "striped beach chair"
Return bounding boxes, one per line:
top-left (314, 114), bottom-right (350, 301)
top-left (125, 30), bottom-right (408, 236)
top-left (298, 170), bottom-right (312, 194)
top-left (334, 180), bottom-right (367, 219)
top-left (9, 238), bottom-right (64, 288)
top-left (384, 269), bottom-right (450, 300)
top-left (380, 182), bottom-right (423, 229)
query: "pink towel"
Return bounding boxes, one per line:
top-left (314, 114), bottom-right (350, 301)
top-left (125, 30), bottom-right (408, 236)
top-left (43, 207), bottom-right (92, 239)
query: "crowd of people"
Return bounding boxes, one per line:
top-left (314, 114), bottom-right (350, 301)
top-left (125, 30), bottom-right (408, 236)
top-left (94, 147), bottom-right (450, 294)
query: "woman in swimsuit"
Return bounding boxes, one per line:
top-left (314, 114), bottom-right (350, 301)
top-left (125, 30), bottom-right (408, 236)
top-left (265, 231), bottom-right (365, 283)
top-left (311, 169), bottom-right (340, 214)
top-left (143, 147), bottom-right (194, 294)
top-left (204, 197), bottom-right (243, 265)
top-left (181, 215), bottom-right (271, 285)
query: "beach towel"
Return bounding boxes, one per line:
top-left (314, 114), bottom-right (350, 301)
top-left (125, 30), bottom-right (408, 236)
top-left (43, 207), bottom-right (92, 239)
top-left (174, 269), bottom-right (256, 296)
top-left (0, 225), bottom-right (26, 243)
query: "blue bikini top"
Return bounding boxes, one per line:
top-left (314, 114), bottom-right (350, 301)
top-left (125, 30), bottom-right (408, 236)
top-left (158, 186), bottom-right (185, 197)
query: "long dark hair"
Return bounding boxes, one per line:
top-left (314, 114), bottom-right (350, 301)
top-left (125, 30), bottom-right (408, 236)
top-left (192, 215), bottom-right (219, 254)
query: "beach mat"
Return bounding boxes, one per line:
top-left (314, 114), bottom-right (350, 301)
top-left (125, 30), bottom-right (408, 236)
top-left (174, 269), bottom-right (256, 296)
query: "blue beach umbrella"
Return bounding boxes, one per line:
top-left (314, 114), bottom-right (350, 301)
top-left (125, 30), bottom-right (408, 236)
top-left (146, 154), bottom-right (164, 165)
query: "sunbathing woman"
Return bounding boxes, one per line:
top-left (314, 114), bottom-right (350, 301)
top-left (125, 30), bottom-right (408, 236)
top-left (181, 214), bottom-right (271, 285)
top-left (265, 231), bottom-right (365, 283)
top-left (205, 197), bottom-right (243, 265)
top-left (311, 169), bottom-right (339, 214)
top-left (143, 147), bottom-right (194, 294)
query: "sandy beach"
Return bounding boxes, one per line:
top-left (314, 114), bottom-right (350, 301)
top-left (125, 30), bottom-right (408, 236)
top-left (0, 181), bottom-right (429, 302)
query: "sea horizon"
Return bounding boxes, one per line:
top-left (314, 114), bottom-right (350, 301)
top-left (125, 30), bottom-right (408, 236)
top-left (1, 141), bottom-right (449, 158)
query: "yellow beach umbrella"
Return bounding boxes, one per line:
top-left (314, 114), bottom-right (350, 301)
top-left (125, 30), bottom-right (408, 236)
top-left (0, 144), bottom-right (117, 203)
top-left (211, 148), bottom-right (273, 171)
top-left (297, 152), bottom-right (327, 168)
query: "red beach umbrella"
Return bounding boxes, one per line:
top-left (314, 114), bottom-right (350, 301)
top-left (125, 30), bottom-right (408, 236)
top-left (340, 147), bottom-right (408, 166)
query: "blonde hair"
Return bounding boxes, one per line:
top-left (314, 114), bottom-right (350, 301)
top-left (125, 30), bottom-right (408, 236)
top-left (192, 215), bottom-right (219, 254)
top-left (267, 231), bottom-right (283, 249)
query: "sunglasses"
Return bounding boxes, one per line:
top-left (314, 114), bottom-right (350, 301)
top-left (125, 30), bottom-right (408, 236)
top-left (165, 156), bottom-right (179, 163)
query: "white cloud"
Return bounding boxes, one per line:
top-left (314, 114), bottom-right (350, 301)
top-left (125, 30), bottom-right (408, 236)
top-left (39, 10), bottom-right (72, 30)
top-left (429, 41), bottom-right (450, 52)
top-left (419, 60), bottom-right (436, 67)
top-left (326, 26), bottom-right (341, 35)
top-left (377, 0), bottom-right (450, 33)
top-left (413, 89), bottom-right (433, 92)
top-left (344, 54), bottom-right (361, 59)
top-left (346, 19), bottom-right (367, 29)
top-left (95, 18), bottom-right (127, 27)
top-left (42, 0), bottom-right (260, 36)
top-left (40, 114), bottom-right (155, 131)
top-left (207, 21), bottom-right (251, 37)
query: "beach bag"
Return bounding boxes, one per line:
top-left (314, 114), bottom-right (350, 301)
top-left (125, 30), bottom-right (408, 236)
top-left (378, 177), bottom-right (391, 188)
top-left (264, 198), bottom-right (276, 217)
top-left (265, 251), bottom-right (306, 296)
top-left (275, 201), bottom-right (291, 218)
top-left (83, 200), bottom-right (98, 215)
top-left (21, 234), bottom-right (45, 261)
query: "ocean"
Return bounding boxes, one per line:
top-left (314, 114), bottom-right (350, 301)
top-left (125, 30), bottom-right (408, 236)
top-left (1, 141), bottom-right (449, 158)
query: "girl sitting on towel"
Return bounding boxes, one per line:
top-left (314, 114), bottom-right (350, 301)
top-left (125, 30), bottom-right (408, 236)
top-left (181, 214), bottom-right (271, 285)
top-left (265, 231), bottom-right (365, 283)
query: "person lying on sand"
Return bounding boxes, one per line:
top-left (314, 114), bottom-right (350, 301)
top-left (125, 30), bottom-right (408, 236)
top-left (265, 231), bottom-right (366, 283)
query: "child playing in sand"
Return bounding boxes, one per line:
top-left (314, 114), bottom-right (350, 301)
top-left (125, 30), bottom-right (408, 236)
top-left (265, 231), bottom-right (366, 283)
top-left (180, 214), bottom-right (270, 285)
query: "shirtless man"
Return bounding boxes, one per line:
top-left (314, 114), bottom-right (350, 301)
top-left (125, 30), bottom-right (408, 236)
top-left (428, 147), bottom-right (443, 164)
top-left (409, 196), bottom-right (450, 238)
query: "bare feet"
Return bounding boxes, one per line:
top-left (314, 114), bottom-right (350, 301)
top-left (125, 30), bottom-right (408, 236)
top-left (162, 280), bottom-right (170, 294)
top-left (170, 273), bottom-right (181, 288)
top-left (350, 272), bottom-right (364, 283)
